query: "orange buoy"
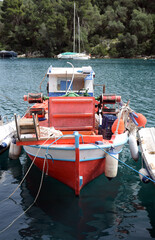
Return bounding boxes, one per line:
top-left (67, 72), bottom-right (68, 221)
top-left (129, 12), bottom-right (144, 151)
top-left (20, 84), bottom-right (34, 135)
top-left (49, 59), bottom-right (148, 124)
top-left (111, 119), bottom-right (125, 134)
top-left (134, 113), bottom-right (147, 127)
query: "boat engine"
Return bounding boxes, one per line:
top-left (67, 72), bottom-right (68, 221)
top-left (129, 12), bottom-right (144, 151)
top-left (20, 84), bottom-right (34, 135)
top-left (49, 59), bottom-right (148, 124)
top-left (97, 94), bottom-right (122, 139)
top-left (98, 114), bottom-right (117, 140)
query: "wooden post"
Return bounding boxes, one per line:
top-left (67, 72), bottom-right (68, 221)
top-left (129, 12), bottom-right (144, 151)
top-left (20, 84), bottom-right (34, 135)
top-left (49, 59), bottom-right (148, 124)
top-left (32, 113), bottom-right (39, 140)
top-left (14, 113), bottom-right (20, 141)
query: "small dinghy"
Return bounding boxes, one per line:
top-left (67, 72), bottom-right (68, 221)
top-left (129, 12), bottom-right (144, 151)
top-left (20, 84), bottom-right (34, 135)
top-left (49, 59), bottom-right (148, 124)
top-left (138, 127), bottom-right (155, 183)
top-left (0, 115), bottom-right (16, 154)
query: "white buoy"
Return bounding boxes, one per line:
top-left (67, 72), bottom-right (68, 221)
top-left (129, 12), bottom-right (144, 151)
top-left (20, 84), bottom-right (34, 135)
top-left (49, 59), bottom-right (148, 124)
top-left (0, 136), bottom-right (12, 149)
top-left (139, 168), bottom-right (150, 184)
top-left (9, 137), bottom-right (21, 160)
top-left (105, 153), bottom-right (118, 180)
top-left (129, 134), bottom-right (139, 161)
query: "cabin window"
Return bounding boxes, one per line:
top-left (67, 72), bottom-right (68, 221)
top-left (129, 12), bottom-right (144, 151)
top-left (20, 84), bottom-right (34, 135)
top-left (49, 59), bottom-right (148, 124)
top-left (57, 78), bottom-right (72, 91)
top-left (57, 77), bottom-right (84, 91)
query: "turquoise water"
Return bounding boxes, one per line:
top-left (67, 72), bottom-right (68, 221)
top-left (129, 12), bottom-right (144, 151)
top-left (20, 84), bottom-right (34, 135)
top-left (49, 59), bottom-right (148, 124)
top-left (0, 58), bottom-right (155, 239)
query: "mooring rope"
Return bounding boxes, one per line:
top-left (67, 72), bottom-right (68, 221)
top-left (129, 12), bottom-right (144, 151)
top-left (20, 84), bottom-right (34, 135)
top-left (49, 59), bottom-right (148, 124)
top-left (0, 155), bottom-right (48, 234)
top-left (0, 134), bottom-right (64, 234)
top-left (0, 137), bottom-right (51, 204)
top-left (0, 133), bottom-right (76, 205)
top-left (92, 143), bottom-right (155, 184)
top-left (0, 133), bottom-right (77, 234)
top-left (3, 133), bottom-right (153, 234)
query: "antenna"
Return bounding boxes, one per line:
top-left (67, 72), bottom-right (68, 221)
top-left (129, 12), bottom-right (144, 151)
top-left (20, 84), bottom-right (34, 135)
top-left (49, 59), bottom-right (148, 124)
top-left (78, 17), bottom-right (80, 53)
top-left (73, 2), bottom-right (76, 52)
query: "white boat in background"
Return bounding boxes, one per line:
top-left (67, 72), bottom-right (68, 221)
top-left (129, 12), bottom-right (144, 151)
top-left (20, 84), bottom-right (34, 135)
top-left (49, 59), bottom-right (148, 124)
top-left (72, 53), bottom-right (91, 60)
top-left (0, 115), bottom-right (16, 154)
top-left (57, 3), bottom-right (90, 60)
top-left (57, 52), bottom-right (79, 59)
top-left (138, 127), bottom-right (155, 183)
top-left (57, 52), bottom-right (91, 60)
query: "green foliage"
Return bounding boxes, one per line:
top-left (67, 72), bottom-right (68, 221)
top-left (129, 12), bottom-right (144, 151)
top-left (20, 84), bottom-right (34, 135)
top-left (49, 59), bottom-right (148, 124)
top-left (0, 0), bottom-right (154, 57)
top-left (130, 9), bottom-right (154, 41)
top-left (91, 43), bottom-right (108, 57)
top-left (117, 33), bottom-right (138, 57)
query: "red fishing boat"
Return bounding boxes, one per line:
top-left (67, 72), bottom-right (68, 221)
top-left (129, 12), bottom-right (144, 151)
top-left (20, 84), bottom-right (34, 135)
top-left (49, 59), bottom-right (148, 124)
top-left (14, 63), bottom-right (145, 195)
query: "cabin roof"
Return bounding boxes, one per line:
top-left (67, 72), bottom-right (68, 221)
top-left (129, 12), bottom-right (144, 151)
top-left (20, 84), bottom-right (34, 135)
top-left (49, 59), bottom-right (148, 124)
top-left (47, 66), bottom-right (94, 77)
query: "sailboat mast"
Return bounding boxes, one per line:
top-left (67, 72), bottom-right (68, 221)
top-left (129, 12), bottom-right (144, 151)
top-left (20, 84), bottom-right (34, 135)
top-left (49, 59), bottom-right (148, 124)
top-left (73, 2), bottom-right (76, 53)
top-left (78, 17), bottom-right (80, 53)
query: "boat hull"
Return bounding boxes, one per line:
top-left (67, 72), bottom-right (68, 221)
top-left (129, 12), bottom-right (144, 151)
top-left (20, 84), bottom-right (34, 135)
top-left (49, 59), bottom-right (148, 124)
top-left (24, 140), bottom-right (124, 195)
top-left (138, 127), bottom-right (155, 182)
top-left (0, 120), bottom-right (16, 154)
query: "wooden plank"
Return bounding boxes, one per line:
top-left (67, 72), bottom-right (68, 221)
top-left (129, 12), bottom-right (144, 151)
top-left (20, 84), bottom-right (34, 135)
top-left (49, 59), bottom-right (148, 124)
top-left (14, 113), bottom-right (21, 141)
top-left (20, 129), bottom-right (36, 134)
top-left (19, 122), bottom-right (34, 127)
top-left (32, 113), bottom-right (40, 140)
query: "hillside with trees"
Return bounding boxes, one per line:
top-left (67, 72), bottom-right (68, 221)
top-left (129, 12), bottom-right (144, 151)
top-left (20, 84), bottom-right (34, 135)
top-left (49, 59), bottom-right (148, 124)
top-left (0, 0), bottom-right (154, 58)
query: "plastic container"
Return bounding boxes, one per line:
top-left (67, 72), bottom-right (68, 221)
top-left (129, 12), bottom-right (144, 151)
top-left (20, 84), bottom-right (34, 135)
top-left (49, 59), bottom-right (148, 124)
top-left (98, 114), bottom-right (117, 140)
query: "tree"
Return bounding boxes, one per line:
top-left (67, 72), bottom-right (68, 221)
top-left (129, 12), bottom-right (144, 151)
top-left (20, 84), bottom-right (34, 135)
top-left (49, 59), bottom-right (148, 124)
top-left (130, 9), bottom-right (154, 42)
top-left (1, 0), bottom-right (24, 50)
top-left (117, 33), bottom-right (138, 57)
top-left (0, 0), bottom-right (154, 57)
top-left (99, 5), bottom-right (126, 38)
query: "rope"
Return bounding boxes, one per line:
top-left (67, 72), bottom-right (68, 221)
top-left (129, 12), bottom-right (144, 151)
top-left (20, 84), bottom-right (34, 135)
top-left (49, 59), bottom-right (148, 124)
top-left (3, 133), bottom-right (148, 234)
top-left (0, 134), bottom-right (66, 234)
top-left (45, 133), bottom-right (75, 161)
top-left (0, 156), bottom-right (47, 234)
top-left (45, 133), bottom-right (84, 161)
top-left (0, 132), bottom-right (67, 204)
top-left (0, 137), bottom-right (51, 204)
top-left (0, 132), bottom-right (76, 234)
top-left (92, 143), bottom-right (155, 184)
top-left (79, 134), bottom-right (84, 144)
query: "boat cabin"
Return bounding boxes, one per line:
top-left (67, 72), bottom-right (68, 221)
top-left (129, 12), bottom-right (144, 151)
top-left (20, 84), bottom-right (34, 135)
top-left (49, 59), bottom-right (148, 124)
top-left (47, 66), bottom-right (95, 96)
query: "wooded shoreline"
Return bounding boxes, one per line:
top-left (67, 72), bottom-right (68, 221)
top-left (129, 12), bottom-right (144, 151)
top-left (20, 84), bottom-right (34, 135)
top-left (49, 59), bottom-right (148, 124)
top-left (0, 0), bottom-right (154, 58)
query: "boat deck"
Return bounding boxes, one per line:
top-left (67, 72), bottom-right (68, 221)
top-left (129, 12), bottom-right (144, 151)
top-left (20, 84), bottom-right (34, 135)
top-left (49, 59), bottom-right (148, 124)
top-left (138, 127), bottom-right (155, 179)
